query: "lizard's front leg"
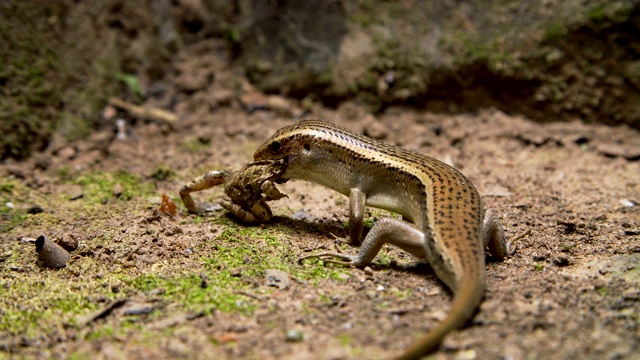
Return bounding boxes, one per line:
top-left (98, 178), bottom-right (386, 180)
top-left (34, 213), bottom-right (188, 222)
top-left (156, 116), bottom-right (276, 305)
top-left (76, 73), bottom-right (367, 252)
top-left (299, 217), bottom-right (427, 266)
top-left (299, 188), bottom-right (427, 266)
top-left (348, 188), bottom-right (366, 245)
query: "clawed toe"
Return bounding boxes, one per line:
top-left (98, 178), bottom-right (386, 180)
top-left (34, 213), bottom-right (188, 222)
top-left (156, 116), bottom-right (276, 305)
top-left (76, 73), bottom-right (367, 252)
top-left (507, 228), bottom-right (531, 256)
top-left (298, 252), bottom-right (355, 266)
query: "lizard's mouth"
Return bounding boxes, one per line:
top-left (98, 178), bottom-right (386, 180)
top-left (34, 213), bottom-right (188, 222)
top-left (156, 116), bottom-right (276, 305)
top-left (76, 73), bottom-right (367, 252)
top-left (276, 157), bottom-right (290, 183)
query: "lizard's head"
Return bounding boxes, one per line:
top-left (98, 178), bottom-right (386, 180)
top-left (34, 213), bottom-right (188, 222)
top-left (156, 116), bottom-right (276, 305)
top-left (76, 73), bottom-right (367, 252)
top-left (253, 120), bottom-right (319, 163)
top-left (255, 119), bottom-right (353, 185)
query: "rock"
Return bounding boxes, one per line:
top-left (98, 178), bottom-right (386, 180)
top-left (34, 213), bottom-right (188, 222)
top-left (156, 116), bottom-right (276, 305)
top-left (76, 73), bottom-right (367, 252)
top-left (199, 273), bottom-right (209, 289)
top-left (362, 116), bottom-right (388, 140)
top-left (56, 146), bottom-right (77, 160)
top-left (483, 184), bottom-right (512, 197)
top-left (57, 234), bottom-right (79, 252)
top-left (552, 255), bottom-right (571, 267)
top-left (596, 143), bottom-right (640, 161)
top-left (212, 88), bottom-right (234, 106)
top-left (103, 105), bottom-right (118, 120)
top-left (265, 269), bottom-right (290, 290)
top-left (239, 92), bottom-right (300, 116)
top-left (67, 185), bottom-right (84, 201)
top-left (112, 183), bottom-right (123, 198)
top-left (285, 329), bottom-right (304, 342)
top-left (27, 205), bottom-right (44, 214)
top-left (229, 268), bottom-right (243, 277)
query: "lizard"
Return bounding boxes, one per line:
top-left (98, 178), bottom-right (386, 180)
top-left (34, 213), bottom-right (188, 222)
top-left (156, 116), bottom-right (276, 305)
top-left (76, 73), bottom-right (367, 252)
top-left (252, 119), bottom-right (514, 360)
top-left (180, 159), bottom-right (288, 223)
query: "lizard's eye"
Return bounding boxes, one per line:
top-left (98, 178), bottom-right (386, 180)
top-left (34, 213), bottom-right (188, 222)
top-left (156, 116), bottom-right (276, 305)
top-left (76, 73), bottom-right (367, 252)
top-left (303, 143), bottom-right (311, 153)
top-left (269, 141), bottom-right (281, 153)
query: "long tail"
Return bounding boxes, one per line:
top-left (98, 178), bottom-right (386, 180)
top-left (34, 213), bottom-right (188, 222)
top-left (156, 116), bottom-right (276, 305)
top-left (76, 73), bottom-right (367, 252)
top-left (394, 274), bottom-right (486, 360)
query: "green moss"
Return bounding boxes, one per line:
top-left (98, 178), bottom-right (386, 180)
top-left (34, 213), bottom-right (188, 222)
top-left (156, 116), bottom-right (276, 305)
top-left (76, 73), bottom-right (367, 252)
top-left (338, 334), bottom-right (353, 346)
top-left (149, 166), bottom-right (176, 181)
top-left (595, 287), bottom-right (610, 297)
top-left (57, 166), bottom-right (73, 182)
top-left (0, 182), bottom-right (14, 193)
top-left (584, 1), bottom-right (633, 24)
top-left (330, 272), bottom-right (350, 282)
top-left (222, 25), bottom-right (241, 44)
top-left (587, 3), bottom-right (608, 22)
top-left (0, 2), bottom-right (61, 160)
top-left (0, 274), bottom-right (99, 336)
top-left (85, 325), bottom-right (116, 341)
top-left (0, 179), bottom-right (30, 232)
top-left (350, 1), bottom-right (375, 27)
top-left (459, 37), bottom-right (491, 63)
top-left (179, 138), bottom-right (210, 154)
top-left (362, 217), bottom-right (376, 229)
top-left (199, 221), bottom-right (349, 286)
top-left (389, 287), bottom-right (411, 300)
top-left (542, 22), bottom-right (568, 42)
top-left (193, 216), bottom-right (204, 225)
top-left (73, 171), bottom-right (156, 204)
top-left (124, 274), bottom-right (254, 314)
top-left (58, 112), bottom-right (91, 142)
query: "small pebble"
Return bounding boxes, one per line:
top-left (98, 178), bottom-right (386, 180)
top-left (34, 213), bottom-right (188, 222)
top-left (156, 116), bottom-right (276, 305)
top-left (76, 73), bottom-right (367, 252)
top-left (124, 307), bottom-right (154, 316)
top-left (27, 205), bottom-right (44, 215)
top-left (68, 185), bottom-right (84, 201)
top-left (103, 105), bottom-right (117, 120)
top-left (116, 119), bottom-right (128, 140)
top-left (341, 322), bottom-right (354, 330)
top-left (363, 266), bottom-right (374, 276)
top-left (553, 255), bottom-right (571, 267)
top-left (199, 273), bottom-right (209, 289)
top-left (57, 234), bottom-right (79, 252)
top-left (229, 268), bottom-right (243, 277)
top-left (112, 183), bottom-right (123, 198)
top-left (266, 269), bottom-right (290, 290)
top-left (285, 329), bottom-right (304, 342)
top-left (620, 199), bottom-right (635, 208)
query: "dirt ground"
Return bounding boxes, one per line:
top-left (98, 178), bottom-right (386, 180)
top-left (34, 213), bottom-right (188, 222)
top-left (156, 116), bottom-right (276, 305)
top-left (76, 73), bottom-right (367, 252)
top-left (1, 40), bottom-right (639, 360)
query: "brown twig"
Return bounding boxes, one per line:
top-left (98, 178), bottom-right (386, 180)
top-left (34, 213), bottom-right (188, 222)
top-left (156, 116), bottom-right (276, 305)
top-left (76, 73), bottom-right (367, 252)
top-left (108, 97), bottom-right (177, 125)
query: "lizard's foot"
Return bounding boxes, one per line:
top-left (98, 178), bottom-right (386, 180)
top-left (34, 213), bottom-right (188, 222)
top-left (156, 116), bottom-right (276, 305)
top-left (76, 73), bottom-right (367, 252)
top-left (328, 232), bottom-right (349, 246)
top-left (298, 252), bottom-right (356, 267)
top-left (507, 228), bottom-right (531, 256)
top-left (298, 233), bottom-right (359, 266)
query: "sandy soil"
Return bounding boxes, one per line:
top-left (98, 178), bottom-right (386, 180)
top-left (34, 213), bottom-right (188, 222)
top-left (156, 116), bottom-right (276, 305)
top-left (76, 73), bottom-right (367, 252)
top-left (1, 40), bottom-right (639, 360)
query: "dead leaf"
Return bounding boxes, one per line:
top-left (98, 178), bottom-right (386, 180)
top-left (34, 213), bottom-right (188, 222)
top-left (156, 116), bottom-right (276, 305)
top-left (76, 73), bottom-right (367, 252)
top-left (159, 194), bottom-right (177, 217)
top-left (217, 332), bottom-right (239, 343)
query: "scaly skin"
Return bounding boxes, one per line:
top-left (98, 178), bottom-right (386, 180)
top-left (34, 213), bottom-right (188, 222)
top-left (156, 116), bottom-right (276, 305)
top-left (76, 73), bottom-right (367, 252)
top-left (253, 119), bottom-right (511, 359)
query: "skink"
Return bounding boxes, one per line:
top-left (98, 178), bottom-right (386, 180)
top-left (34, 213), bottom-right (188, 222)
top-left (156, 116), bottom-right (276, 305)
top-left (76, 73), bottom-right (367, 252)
top-left (253, 119), bottom-right (512, 359)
